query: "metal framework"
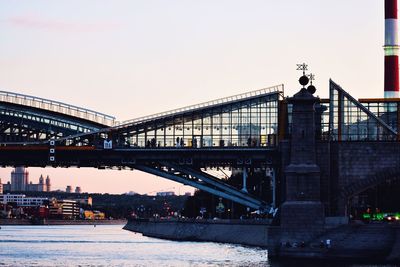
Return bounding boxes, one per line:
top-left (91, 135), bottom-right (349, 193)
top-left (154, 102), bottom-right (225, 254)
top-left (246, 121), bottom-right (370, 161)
top-left (56, 85), bottom-right (284, 149)
top-left (3, 79), bottom-right (400, 215)
top-left (0, 85), bottom-right (284, 212)
top-left (0, 91), bottom-right (116, 143)
top-left (0, 91), bottom-right (115, 126)
top-left (134, 164), bottom-right (269, 210)
top-left (3, 80), bottom-right (400, 212)
top-left (359, 98), bottom-right (400, 140)
top-left (329, 80), bottom-right (398, 141)
top-left (119, 84), bottom-right (283, 125)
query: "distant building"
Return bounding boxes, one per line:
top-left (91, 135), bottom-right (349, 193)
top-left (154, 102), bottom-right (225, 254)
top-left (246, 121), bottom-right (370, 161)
top-left (26, 174), bottom-right (51, 192)
top-left (49, 198), bottom-right (79, 219)
top-left (26, 174), bottom-right (46, 192)
top-left (66, 186), bottom-right (72, 193)
top-left (5, 168), bottom-right (51, 193)
top-left (65, 185), bottom-right (82, 194)
top-left (83, 210), bottom-right (94, 220)
top-left (0, 178), bottom-right (3, 195)
top-left (156, 191), bottom-right (175, 197)
top-left (11, 167), bottom-right (29, 191)
top-left (83, 210), bottom-right (105, 220)
top-left (93, 210), bottom-right (105, 220)
top-left (3, 182), bottom-right (11, 192)
top-left (0, 194), bottom-right (48, 207)
top-left (73, 197), bottom-right (92, 206)
top-left (45, 175), bottom-right (51, 192)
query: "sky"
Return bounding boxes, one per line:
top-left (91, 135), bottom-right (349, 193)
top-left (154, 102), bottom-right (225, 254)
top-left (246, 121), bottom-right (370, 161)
top-left (0, 0), bottom-right (387, 194)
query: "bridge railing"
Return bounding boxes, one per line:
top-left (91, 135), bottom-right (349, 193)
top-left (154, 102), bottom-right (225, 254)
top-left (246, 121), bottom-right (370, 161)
top-left (0, 91), bottom-right (116, 127)
top-left (116, 84), bottom-right (284, 127)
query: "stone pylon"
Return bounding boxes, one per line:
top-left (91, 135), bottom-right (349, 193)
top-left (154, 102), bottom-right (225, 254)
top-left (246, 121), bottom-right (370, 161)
top-left (280, 86), bottom-right (324, 227)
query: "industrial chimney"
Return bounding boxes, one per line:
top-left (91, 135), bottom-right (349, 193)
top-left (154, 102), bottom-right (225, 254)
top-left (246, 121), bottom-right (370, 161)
top-left (384, 0), bottom-right (399, 98)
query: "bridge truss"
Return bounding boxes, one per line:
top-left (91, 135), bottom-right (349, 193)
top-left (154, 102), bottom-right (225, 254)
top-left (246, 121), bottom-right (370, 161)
top-left (3, 80), bottom-right (398, 213)
top-left (0, 85), bottom-right (284, 212)
top-left (0, 91), bottom-right (115, 142)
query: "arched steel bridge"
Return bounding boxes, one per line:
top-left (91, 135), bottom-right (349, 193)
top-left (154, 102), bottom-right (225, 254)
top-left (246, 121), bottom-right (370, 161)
top-left (1, 80), bottom-right (400, 215)
top-left (0, 86), bottom-right (285, 212)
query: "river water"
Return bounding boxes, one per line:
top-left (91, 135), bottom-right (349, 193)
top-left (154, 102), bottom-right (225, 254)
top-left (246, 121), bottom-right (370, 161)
top-left (0, 225), bottom-right (395, 266)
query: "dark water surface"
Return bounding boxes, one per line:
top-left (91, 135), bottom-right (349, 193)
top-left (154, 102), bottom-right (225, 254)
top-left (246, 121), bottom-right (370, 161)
top-left (0, 225), bottom-right (395, 266)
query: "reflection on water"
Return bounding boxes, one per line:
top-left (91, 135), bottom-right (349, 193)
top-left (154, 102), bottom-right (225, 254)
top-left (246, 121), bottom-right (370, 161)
top-left (0, 225), bottom-right (269, 267)
top-left (0, 225), bottom-right (395, 267)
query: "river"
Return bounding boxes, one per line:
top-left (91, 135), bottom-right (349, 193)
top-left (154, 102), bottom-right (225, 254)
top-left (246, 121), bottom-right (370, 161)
top-left (0, 225), bottom-right (395, 266)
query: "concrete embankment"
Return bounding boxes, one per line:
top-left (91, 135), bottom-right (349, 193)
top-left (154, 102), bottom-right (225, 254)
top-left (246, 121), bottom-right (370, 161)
top-left (123, 218), bottom-right (271, 247)
top-left (269, 223), bottom-right (396, 262)
top-left (0, 219), bottom-right (127, 225)
top-left (124, 219), bottom-right (400, 263)
top-left (0, 219), bottom-right (31, 225)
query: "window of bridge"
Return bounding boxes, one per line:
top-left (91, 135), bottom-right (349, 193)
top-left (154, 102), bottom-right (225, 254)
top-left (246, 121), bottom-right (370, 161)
top-left (361, 101), bottom-right (399, 132)
top-left (329, 80), bottom-right (398, 141)
top-left (137, 132), bottom-right (145, 147)
top-left (116, 90), bottom-right (281, 148)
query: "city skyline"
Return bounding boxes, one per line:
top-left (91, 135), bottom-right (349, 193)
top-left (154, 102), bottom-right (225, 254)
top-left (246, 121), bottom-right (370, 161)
top-left (0, 0), bottom-right (388, 193)
top-left (0, 167), bottom-right (192, 195)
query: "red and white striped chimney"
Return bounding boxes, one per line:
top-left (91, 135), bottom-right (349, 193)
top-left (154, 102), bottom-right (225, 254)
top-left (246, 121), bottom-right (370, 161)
top-left (384, 0), bottom-right (399, 98)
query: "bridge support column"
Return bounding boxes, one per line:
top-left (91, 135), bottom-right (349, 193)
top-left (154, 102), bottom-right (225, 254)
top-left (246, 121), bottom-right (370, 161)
top-left (280, 84), bottom-right (324, 228)
top-left (241, 167), bottom-right (248, 193)
top-left (270, 168), bottom-right (276, 208)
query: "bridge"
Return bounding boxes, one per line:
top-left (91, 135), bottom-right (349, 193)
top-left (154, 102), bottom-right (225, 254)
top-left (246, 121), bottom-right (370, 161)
top-left (0, 78), bottom-right (399, 218)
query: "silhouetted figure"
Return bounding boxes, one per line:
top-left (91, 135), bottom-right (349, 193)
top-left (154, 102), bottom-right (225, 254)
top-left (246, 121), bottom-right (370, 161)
top-left (180, 137), bottom-right (184, 147)
top-left (151, 138), bottom-right (156, 147)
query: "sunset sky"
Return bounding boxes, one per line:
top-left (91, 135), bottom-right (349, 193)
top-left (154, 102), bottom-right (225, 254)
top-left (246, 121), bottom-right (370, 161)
top-left (0, 0), bottom-right (387, 193)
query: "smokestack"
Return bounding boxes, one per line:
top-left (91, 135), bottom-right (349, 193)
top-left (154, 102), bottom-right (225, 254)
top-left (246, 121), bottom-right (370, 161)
top-left (384, 0), bottom-right (399, 98)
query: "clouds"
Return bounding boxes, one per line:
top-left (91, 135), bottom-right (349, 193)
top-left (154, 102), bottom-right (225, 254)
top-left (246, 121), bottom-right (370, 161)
top-left (6, 14), bottom-right (121, 33)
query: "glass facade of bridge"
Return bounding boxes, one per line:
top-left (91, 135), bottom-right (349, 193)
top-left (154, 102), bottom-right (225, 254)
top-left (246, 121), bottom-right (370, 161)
top-left (9, 79), bottom-right (400, 146)
top-left (329, 80), bottom-right (398, 141)
top-left (361, 100), bottom-right (399, 132)
top-left (124, 93), bottom-right (281, 148)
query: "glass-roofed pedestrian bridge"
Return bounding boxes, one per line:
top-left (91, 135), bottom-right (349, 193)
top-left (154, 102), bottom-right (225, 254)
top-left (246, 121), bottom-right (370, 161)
top-left (0, 79), bottom-right (399, 212)
top-left (0, 79), bottom-right (398, 147)
top-left (109, 84), bottom-right (283, 149)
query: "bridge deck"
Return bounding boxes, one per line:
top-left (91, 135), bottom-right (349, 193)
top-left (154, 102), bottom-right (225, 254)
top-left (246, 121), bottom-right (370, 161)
top-left (0, 146), bottom-right (278, 168)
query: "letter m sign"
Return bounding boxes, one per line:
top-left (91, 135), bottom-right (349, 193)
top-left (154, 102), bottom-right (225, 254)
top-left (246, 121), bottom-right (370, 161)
top-left (103, 140), bottom-right (113, 149)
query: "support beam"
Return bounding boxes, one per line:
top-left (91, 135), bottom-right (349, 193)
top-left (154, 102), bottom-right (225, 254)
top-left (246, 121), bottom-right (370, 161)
top-left (270, 168), bottom-right (276, 208)
top-left (134, 165), bottom-right (263, 210)
top-left (242, 167), bottom-right (248, 193)
top-left (167, 163), bottom-right (266, 208)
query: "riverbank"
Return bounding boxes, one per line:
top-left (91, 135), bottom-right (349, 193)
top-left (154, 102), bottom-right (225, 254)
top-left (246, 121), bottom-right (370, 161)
top-left (124, 218), bottom-right (400, 263)
top-left (0, 218), bottom-right (127, 225)
top-left (123, 218), bottom-right (272, 247)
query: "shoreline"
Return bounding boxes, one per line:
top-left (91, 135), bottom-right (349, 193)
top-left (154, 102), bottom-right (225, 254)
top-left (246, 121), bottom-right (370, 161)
top-left (0, 218), bottom-right (127, 226)
top-left (123, 218), bottom-right (400, 263)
